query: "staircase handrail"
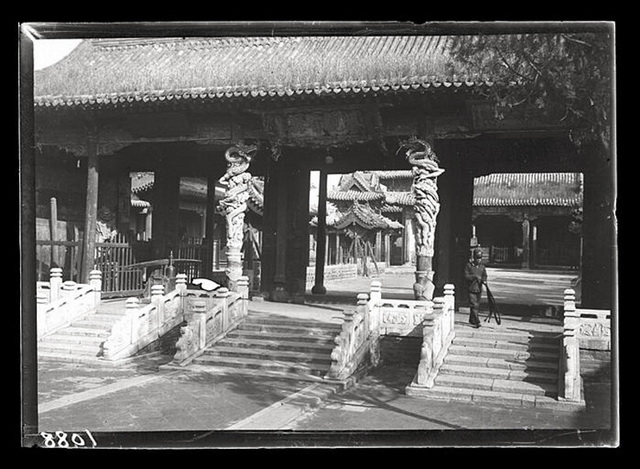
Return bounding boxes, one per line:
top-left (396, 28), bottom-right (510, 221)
top-left (325, 293), bottom-right (380, 381)
top-left (101, 274), bottom-right (188, 361)
top-left (170, 276), bottom-right (250, 366)
top-left (558, 288), bottom-right (583, 403)
top-left (37, 269), bottom-right (102, 339)
top-left (409, 284), bottom-right (456, 389)
top-left (325, 281), bottom-right (456, 385)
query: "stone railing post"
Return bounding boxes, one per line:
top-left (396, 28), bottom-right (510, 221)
top-left (357, 293), bottom-right (369, 336)
top-left (443, 284), bottom-right (455, 341)
top-left (61, 280), bottom-right (77, 298)
top-left (36, 291), bottom-right (48, 337)
top-left (37, 291), bottom-right (48, 306)
top-left (49, 267), bottom-right (63, 301)
top-left (89, 269), bottom-right (102, 306)
top-left (126, 297), bottom-right (140, 348)
top-left (175, 273), bottom-right (187, 293)
top-left (370, 280), bottom-right (382, 303)
top-left (432, 297), bottom-right (445, 360)
top-left (444, 284), bottom-right (455, 314)
top-left (561, 288), bottom-right (581, 401)
top-left (369, 280), bottom-right (382, 334)
top-left (237, 275), bottom-right (250, 319)
top-left (151, 284), bottom-right (165, 330)
top-left (415, 299), bottom-right (435, 386)
top-left (217, 287), bottom-right (230, 334)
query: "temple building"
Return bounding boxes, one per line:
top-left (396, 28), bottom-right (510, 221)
top-left (472, 172), bottom-right (583, 270)
top-left (320, 170), bottom-right (584, 271)
top-left (30, 33), bottom-right (614, 308)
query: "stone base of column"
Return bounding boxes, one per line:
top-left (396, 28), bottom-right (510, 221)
top-left (311, 284), bottom-right (327, 295)
top-left (414, 255), bottom-right (435, 300)
top-left (270, 283), bottom-right (290, 303)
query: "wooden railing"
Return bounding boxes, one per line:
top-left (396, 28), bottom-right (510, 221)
top-left (170, 276), bottom-right (250, 366)
top-left (36, 240), bottom-right (82, 282)
top-left (37, 268), bottom-right (102, 339)
top-left (101, 274), bottom-right (188, 361)
top-left (94, 237), bottom-right (145, 297)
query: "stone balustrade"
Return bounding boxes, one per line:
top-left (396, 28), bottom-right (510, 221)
top-left (576, 306), bottom-right (611, 351)
top-left (409, 286), bottom-right (456, 389)
top-left (171, 276), bottom-right (250, 366)
top-left (325, 293), bottom-right (380, 382)
top-left (325, 280), bottom-right (456, 385)
top-left (558, 288), bottom-right (583, 403)
top-left (37, 268), bottom-right (102, 339)
top-left (102, 274), bottom-right (188, 361)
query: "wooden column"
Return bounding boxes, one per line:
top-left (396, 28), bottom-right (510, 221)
top-left (521, 217), bottom-right (531, 269)
top-left (271, 162), bottom-right (289, 301)
top-left (581, 145), bottom-right (614, 309)
top-left (50, 197), bottom-right (59, 267)
top-left (203, 174), bottom-right (217, 277)
top-left (531, 220), bottom-right (538, 268)
top-left (19, 30), bottom-right (37, 436)
top-left (260, 157), bottom-right (278, 296)
top-left (81, 140), bottom-right (99, 283)
top-left (144, 207), bottom-right (153, 241)
top-left (384, 231), bottom-right (391, 265)
top-left (151, 166), bottom-right (180, 260)
top-left (312, 169), bottom-right (328, 294)
top-left (403, 211), bottom-right (415, 265)
top-left (286, 165), bottom-right (310, 302)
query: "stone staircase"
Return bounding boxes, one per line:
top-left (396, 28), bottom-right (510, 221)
top-left (190, 312), bottom-right (342, 382)
top-left (38, 301), bottom-right (129, 362)
top-left (406, 318), bottom-right (581, 409)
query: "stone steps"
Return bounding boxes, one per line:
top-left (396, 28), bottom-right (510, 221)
top-left (191, 312), bottom-right (340, 381)
top-left (38, 307), bottom-right (128, 361)
top-left (444, 353), bottom-right (559, 372)
top-left (38, 340), bottom-right (102, 357)
top-left (405, 321), bottom-right (581, 409)
top-left (222, 336), bottom-right (335, 353)
top-left (193, 354), bottom-right (330, 377)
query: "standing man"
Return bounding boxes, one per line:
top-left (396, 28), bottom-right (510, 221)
top-left (465, 247), bottom-right (487, 328)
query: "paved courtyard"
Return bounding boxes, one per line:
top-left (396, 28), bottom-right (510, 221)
top-left (29, 268), bottom-right (615, 449)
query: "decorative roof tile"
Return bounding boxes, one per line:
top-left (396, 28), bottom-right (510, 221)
top-left (374, 170), bottom-right (413, 180)
top-left (473, 173), bottom-right (583, 207)
top-left (327, 190), bottom-right (385, 202)
top-left (333, 202), bottom-right (403, 231)
top-left (34, 35), bottom-right (495, 109)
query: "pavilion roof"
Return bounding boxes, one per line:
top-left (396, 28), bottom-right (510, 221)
top-left (34, 35), bottom-right (497, 110)
top-left (129, 172), bottom-right (265, 215)
top-left (328, 171), bottom-right (583, 209)
top-left (333, 201), bottom-right (403, 231)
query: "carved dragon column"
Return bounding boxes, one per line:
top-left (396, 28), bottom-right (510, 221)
top-left (217, 143), bottom-right (258, 292)
top-left (398, 138), bottom-right (445, 301)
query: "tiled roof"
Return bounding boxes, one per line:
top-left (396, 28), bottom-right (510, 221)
top-left (327, 190), bottom-right (385, 202)
top-left (374, 170), bottom-right (413, 180)
top-left (473, 173), bottom-right (583, 207)
top-left (333, 202), bottom-right (404, 231)
top-left (131, 172), bottom-right (155, 193)
top-left (384, 192), bottom-right (415, 206)
top-left (34, 35), bottom-right (495, 109)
